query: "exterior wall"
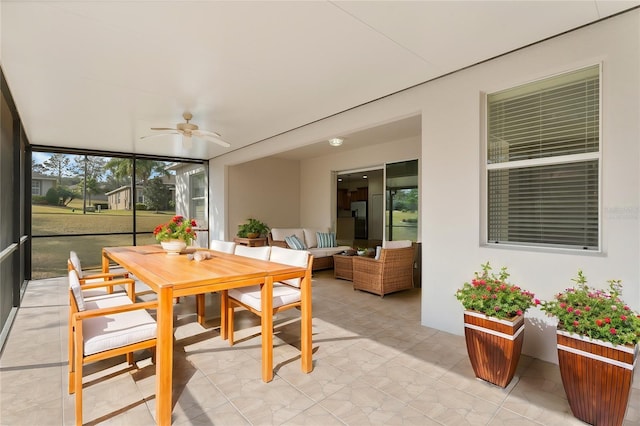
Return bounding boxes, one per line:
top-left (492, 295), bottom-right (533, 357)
top-left (107, 187), bottom-right (131, 210)
top-left (420, 10), bottom-right (640, 364)
top-left (210, 10), bottom-right (640, 364)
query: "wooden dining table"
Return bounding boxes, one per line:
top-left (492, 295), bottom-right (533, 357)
top-left (102, 244), bottom-right (312, 425)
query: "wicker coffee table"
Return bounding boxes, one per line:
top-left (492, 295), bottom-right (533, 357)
top-left (333, 254), bottom-right (354, 281)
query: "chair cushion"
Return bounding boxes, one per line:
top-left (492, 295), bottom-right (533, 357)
top-left (69, 270), bottom-right (86, 311)
top-left (383, 240), bottom-right (412, 249)
top-left (284, 235), bottom-right (306, 250)
top-left (82, 294), bottom-right (157, 356)
top-left (229, 283), bottom-right (301, 311)
top-left (270, 246), bottom-right (309, 287)
top-left (316, 232), bottom-right (336, 248)
top-left (234, 245), bottom-right (271, 260)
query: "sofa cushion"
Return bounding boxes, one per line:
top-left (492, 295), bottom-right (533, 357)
top-left (383, 240), bottom-right (412, 249)
top-left (303, 228), bottom-right (328, 248)
top-left (308, 246), bottom-right (352, 258)
top-left (271, 228), bottom-right (305, 243)
top-left (316, 232), bottom-right (336, 248)
top-left (285, 235), bottom-right (307, 250)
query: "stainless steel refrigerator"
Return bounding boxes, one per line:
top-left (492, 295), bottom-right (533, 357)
top-left (351, 201), bottom-right (367, 239)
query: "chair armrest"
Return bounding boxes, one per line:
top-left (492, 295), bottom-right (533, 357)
top-left (73, 300), bottom-right (158, 320)
top-left (80, 277), bottom-right (134, 289)
top-left (80, 271), bottom-right (128, 281)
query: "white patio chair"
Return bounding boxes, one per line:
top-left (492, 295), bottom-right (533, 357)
top-left (223, 246), bottom-right (313, 345)
top-left (67, 269), bottom-right (157, 426)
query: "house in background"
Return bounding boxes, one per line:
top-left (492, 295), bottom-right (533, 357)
top-left (105, 175), bottom-right (176, 211)
top-left (31, 173), bottom-right (57, 197)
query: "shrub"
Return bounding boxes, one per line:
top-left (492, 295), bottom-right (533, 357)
top-left (540, 270), bottom-right (640, 346)
top-left (455, 262), bottom-right (539, 319)
top-left (45, 187), bottom-right (59, 205)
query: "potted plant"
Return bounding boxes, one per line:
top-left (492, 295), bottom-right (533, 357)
top-left (153, 215), bottom-right (198, 254)
top-left (455, 262), bottom-right (538, 387)
top-left (237, 218), bottom-right (269, 239)
top-left (540, 270), bottom-right (640, 426)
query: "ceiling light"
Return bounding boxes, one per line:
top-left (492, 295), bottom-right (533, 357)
top-left (362, 175), bottom-right (368, 179)
top-left (329, 137), bottom-right (343, 147)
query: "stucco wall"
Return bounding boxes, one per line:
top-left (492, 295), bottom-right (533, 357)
top-left (420, 10), bottom-right (640, 363)
top-left (227, 157), bottom-right (300, 237)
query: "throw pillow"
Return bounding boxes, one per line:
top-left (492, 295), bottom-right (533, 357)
top-left (285, 234), bottom-right (307, 250)
top-left (316, 232), bottom-right (336, 248)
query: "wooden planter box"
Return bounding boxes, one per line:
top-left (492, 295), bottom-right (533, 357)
top-left (463, 310), bottom-right (524, 387)
top-left (557, 330), bottom-right (638, 426)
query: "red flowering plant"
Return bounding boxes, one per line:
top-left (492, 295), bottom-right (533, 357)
top-left (455, 262), bottom-right (539, 320)
top-left (540, 270), bottom-right (640, 346)
top-left (153, 215), bottom-right (197, 245)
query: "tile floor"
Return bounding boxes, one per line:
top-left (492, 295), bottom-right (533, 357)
top-left (1, 269), bottom-right (639, 425)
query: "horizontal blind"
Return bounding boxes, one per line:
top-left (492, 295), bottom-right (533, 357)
top-left (488, 65), bottom-right (599, 164)
top-left (486, 65), bottom-right (600, 250)
top-left (488, 161), bottom-right (598, 249)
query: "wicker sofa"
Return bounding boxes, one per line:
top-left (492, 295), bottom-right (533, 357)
top-left (267, 227), bottom-right (351, 271)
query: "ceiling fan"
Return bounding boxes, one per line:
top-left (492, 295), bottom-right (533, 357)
top-left (141, 112), bottom-right (230, 148)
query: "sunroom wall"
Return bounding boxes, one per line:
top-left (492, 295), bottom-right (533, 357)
top-left (209, 10), bottom-right (640, 363)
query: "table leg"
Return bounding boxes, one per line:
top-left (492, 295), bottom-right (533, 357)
top-left (220, 290), bottom-right (228, 340)
top-left (101, 250), bottom-right (115, 294)
top-left (300, 272), bottom-right (313, 373)
top-left (101, 250), bottom-right (109, 273)
top-left (196, 294), bottom-right (205, 326)
top-left (156, 286), bottom-right (174, 425)
top-left (261, 277), bottom-right (274, 382)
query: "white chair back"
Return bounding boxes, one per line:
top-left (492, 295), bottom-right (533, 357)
top-left (234, 245), bottom-right (271, 260)
top-left (269, 246), bottom-right (309, 287)
top-left (69, 251), bottom-right (84, 278)
top-left (210, 239), bottom-right (236, 254)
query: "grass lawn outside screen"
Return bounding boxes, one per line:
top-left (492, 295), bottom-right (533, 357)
top-left (32, 200), bottom-right (175, 279)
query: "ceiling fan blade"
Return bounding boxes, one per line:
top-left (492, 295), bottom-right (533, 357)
top-left (150, 127), bottom-right (178, 131)
top-left (194, 129), bottom-right (222, 138)
top-left (192, 130), bottom-right (231, 148)
top-left (140, 131), bottom-right (180, 140)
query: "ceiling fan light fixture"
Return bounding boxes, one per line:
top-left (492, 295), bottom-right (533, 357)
top-left (329, 137), bottom-right (343, 147)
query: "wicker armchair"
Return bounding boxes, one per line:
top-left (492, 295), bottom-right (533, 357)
top-left (352, 245), bottom-right (415, 297)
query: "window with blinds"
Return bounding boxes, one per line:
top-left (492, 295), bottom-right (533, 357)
top-left (486, 65), bottom-right (600, 250)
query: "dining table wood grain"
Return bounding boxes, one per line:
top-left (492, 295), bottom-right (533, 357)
top-left (102, 244), bottom-right (312, 425)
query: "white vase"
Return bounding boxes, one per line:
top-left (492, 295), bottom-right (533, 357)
top-left (160, 239), bottom-right (187, 255)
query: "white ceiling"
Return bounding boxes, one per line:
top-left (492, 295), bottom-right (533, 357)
top-left (2, 1), bottom-right (638, 161)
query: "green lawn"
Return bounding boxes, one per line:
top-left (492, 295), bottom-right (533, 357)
top-left (32, 204), bottom-right (175, 278)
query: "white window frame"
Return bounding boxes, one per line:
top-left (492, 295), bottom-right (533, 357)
top-left (189, 171), bottom-right (207, 225)
top-left (482, 64), bottom-right (602, 252)
top-left (32, 180), bottom-right (41, 195)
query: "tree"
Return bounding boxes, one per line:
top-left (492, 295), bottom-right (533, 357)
top-left (73, 155), bottom-right (106, 207)
top-left (42, 153), bottom-right (72, 184)
top-left (32, 160), bottom-right (47, 175)
top-left (104, 158), bottom-right (169, 186)
top-left (143, 177), bottom-right (170, 213)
